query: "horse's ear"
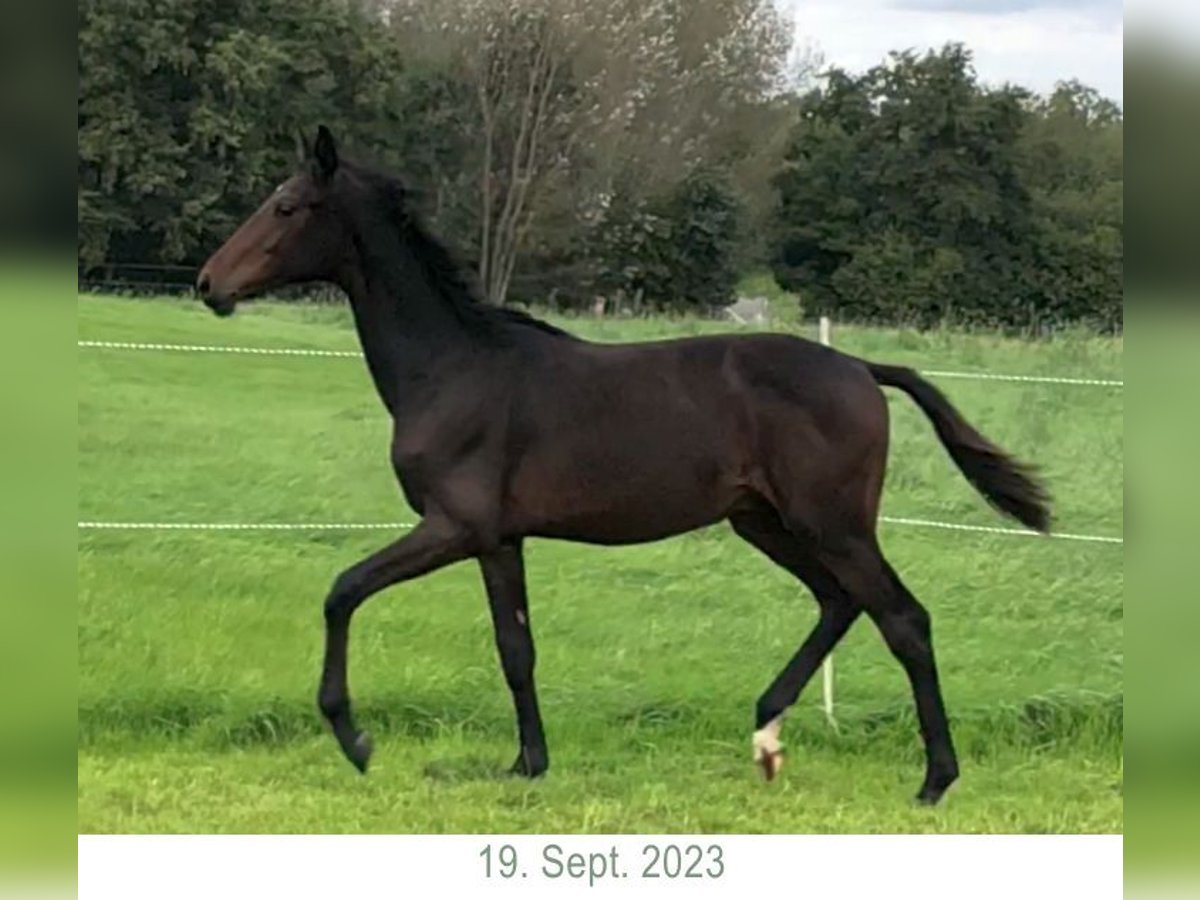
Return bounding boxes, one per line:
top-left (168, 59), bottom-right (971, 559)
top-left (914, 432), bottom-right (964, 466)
top-left (313, 125), bottom-right (338, 181)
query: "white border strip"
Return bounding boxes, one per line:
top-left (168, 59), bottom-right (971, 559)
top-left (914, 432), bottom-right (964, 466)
top-left (78, 339), bottom-right (1124, 387)
top-left (79, 834), bottom-right (1124, 900)
top-left (76, 518), bottom-right (1122, 544)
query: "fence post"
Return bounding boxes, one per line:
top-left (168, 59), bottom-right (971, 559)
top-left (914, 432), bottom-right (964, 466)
top-left (818, 315), bottom-right (837, 728)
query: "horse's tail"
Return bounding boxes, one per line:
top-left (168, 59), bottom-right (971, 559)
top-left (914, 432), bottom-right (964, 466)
top-left (865, 361), bottom-right (1051, 532)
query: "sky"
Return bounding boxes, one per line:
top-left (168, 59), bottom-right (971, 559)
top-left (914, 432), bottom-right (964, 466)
top-left (785, 0), bottom-right (1124, 103)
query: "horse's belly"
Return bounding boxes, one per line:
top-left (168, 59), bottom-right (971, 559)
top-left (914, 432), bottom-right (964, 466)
top-left (507, 452), bottom-right (744, 544)
top-left (528, 506), bottom-right (729, 545)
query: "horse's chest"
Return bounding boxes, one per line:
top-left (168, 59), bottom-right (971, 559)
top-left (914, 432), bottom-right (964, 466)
top-left (389, 424), bottom-right (491, 514)
top-left (390, 439), bottom-right (435, 514)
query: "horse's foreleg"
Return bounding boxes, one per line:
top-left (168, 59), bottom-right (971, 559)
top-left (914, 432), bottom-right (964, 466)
top-left (318, 517), bottom-right (472, 772)
top-left (479, 540), bottom-right (549, 777)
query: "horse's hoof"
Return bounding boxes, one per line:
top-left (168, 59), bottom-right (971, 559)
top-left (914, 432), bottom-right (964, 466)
top-left (347, 731), bottom-right (373, 774)
top-left (915, 769), bottom-right (957, 805)
top-left (915, 785), bottom-right (943, 805)
top-left (509, 748), bottom-right (548, 779)
top-left (915, 781), bottom-right (955, 805)
top-left (755, 749), bottom-right (784, 781)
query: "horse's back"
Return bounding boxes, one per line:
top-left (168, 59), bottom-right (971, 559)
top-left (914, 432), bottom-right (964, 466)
top-left (500, 331), bottom-right (886, 543)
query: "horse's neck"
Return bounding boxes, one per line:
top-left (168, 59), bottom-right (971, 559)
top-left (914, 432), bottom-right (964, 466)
top-left (339, 243), bottom-right (482, 417)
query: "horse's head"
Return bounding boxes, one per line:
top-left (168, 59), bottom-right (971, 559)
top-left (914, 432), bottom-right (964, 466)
top-left (196, 126), bottom-right (349, 316)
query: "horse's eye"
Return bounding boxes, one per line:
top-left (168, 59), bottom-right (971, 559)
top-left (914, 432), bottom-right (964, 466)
top-left (275, 202), bottom-right (296, 218)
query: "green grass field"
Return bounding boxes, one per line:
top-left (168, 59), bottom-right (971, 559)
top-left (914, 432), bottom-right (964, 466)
top-left (78, 294), bottom-right (1123, 833)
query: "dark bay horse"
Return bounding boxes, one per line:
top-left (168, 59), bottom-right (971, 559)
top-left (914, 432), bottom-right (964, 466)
top-left (197, 126), bottom-right (1050, 804)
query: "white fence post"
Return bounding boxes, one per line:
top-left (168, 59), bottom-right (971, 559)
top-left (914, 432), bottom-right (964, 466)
top-left (817, 316), bottom-right (837, 728)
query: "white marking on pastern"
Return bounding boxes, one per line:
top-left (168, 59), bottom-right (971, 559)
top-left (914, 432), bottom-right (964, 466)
top-left (752, 716), bottom-right (785, 780)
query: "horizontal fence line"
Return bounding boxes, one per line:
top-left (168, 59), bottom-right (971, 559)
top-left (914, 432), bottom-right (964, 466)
top-left (878, 516), bottom-right (1121, 545)
top-left (77, 521), bottom-right (411, 531)
top-left (919, 369), bottom-right (1122, 388)
top-left (77, 339), bottom-right (1124, 387)
top-left (77, 518), bottom-right (1122, 545)
top-left (78, 339), bottom-right (362, 358)
top-left (79, 280), bottom-right (196, 292)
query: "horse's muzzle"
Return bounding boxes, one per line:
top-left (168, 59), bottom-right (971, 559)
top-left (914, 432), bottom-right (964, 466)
top-left (196, 268), bottom-right (236, 317)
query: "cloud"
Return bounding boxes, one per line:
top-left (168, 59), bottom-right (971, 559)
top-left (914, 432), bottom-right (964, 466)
top-left (889, 0), bottom-right (1122, 22)
top-left (785, 0), bottom-right (1123, 102)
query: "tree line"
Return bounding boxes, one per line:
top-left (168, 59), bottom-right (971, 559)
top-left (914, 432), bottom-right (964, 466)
top-left (78, 0), bottom-right (1123, 331)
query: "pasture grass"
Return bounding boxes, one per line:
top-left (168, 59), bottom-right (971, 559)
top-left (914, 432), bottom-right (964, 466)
top-left (78, 294), bottom-right (1122, 833)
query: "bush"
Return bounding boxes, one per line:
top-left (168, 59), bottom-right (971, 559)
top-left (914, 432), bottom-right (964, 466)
top-left (770, 46), bottom-right (1123, 332)
top-left (597, 170), bottom-right (741, 313)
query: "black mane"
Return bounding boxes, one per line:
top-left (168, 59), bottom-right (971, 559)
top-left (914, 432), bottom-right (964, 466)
top-left (345, 161), bottom-right (575, 343)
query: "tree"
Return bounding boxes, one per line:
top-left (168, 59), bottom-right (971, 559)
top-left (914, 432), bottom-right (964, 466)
top-left (386, 0), bottom-right (801, 306)
top-left (78, 0), bottom-right (416, 275)
top-left (79, 0), bottom-right (804, 309)
top-left (1020, 81), bottom-right (1124, 330)
top-left (771, 45), bottom-right (1123, 330)
top-left (598, 168), bottom-right (741, 312)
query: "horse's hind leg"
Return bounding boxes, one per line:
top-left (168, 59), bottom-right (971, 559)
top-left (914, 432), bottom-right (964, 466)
top-left (729, 509), bottom-right (861, 780)
top-left (816, 537), bottom-right (960, 804)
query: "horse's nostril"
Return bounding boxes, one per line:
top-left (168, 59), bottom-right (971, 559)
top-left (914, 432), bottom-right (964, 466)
top-left (196, 271), bottom-right (211, 295)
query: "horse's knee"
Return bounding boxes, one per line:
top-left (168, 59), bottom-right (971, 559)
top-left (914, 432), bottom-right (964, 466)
top-left (324, 570), bottom-right (361, 621)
